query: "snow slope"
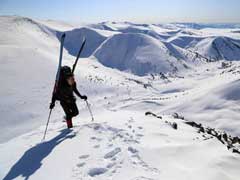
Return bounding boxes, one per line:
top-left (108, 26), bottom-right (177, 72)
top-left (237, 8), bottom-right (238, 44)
top-left (64, 27), bottom-right (117, 57)
top-left (94, 33), bottom-right (195, 76)
top-left (193, 36), bottom-right (240, 61)
top-left (0, 16), bottom-right (63, 142)
top-left (1, 16), bottom-right (240, 180)
top-left (36, 19), bottom-right (77, 31)
top-left (168, 35), bottom-right (204, 49)
top-left (1, 109), bottom-right (240, 180)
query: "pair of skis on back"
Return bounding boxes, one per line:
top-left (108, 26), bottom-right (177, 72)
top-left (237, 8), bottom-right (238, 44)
top-left (42, 33), bottom-right (93, 141)
top-left (56, 33), bottom-right (86, 90)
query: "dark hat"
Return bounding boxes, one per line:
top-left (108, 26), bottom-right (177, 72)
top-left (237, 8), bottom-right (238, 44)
top-left (61, 66), bottom-right (73, 77)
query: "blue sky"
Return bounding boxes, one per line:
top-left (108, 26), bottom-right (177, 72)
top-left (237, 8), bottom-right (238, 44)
top-left (0, 0), bottom-right (240, 23)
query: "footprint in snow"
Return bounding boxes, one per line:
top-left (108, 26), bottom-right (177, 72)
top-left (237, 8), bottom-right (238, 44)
top-left (128, 146), bottom-right (138, 154)
top-left (90, 136), bottom-right (102, 141)
top-left (131, 176), bottom-right (156, 180)
top-left (88, 168), bottom-right (108, 177)
top-left (79, 154), bottom-right (90, 159)
top-left (106, 162), bottom-right (116, 169)
top-left (104, 147), bottom-right (121, 159)
top-left (76, 162), bottom-right (86, 168)
top-left (128, 147), bottom-right (160, 174)
top-left (93, 144), bottom-right (100, 148)
top-left (108, 143), bottom-right (114, 147)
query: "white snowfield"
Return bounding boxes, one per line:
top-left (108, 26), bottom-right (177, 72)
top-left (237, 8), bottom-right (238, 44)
top-left (0, 16), bottom-right (240, 180)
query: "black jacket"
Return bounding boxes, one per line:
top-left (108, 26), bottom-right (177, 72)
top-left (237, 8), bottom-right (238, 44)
top-left (52, 79), bottom-right (82, 104)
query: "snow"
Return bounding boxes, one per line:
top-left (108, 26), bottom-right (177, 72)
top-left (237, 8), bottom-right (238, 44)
top-left (94, 33), bottom-right (191, 76)
top-left (217, 79), bottom-right (240, 101)
top-left (1, 16), bottom-right (240, 180)
top-left (1, 110), bottom-right (240, 180)
top-left (168, 35), bottom-right (204, 48)
top-left (64, 27), bottom-right (117, 57)
top-left (36, 19), bottom-right (77, 31)
top-left (0, 16), bottom-right (62, 142)
top-left (193, 36), bottom-right (240, 61)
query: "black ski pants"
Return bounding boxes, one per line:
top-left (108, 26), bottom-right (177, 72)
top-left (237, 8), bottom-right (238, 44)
top-left (60, 101), bottom-right (79, 120)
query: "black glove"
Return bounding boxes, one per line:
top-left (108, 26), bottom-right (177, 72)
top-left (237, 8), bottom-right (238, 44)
top-left (49, 102), bottom-right (55, 109)
top-left (81, 95), bottom-right (87, 101)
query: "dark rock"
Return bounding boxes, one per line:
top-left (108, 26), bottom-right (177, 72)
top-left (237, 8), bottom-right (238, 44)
top-left (199, 127), bottom-right (205, 133)
top-left (185, 121), bottom-right (195, 127)
top-left (172, 113), bottom-right (184, 120)
top-left (232, 137), bottom-right (239, 144)
top-left (185, 121), bottom-right (201, 128)
top-left (183, 116), bottom-right (240, 155)
top-left (145, 111), bottom-right (162, 119)
top-left (217, 134), bottom-right (222, 141)
top-left (233, 149), bottom-right (240, 154)
top-left (211, 129), bottom-right (217, 136)
top-left (172, 113), bottom-right (179, 119)
top-left (145, 111), bottom-right (154, 116)
top-left (172, 122), bottom-right (178, 130)
top-left (223, 133), bottom-right (228, 142)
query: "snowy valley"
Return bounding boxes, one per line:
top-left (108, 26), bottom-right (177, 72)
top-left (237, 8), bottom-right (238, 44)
top-left (1, 16), bottom-right (240, 180)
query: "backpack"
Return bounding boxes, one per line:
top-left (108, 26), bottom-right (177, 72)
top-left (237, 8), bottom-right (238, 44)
top-left (54, 66), bottom-right (73, 100)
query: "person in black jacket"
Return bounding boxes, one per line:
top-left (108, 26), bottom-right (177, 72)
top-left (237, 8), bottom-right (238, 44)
top-left (50, 66), bottom-right (87, 128)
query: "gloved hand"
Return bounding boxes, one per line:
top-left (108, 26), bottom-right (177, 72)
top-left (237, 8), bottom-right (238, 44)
top-left (49, 102), bottom-right (55, 109)
top-left (81, 95), bottom-right (87, 101)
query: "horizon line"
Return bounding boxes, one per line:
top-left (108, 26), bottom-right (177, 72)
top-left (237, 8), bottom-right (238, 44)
top-left (1, 14), bottom-right (240, 25)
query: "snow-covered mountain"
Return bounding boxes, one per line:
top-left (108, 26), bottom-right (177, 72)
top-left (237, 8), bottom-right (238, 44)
top-left (64, 27), bottom-right (117, 57)
top-left (1, 16), bottom-right (240, 180)
top-left (0, 16), bottom-right (61, 142)
top-left (94, 33), bottom-right (208, 76)
top-left (193, 36), bottom-right (240, 61)
top-left (90, 21), bottom-right (240, 61)
top-left (171, 23), bottom-right (240, 29)
top-left (168, 35), bottom-right (204, 49)
top-left (94, 33), bottom-right (187, 76)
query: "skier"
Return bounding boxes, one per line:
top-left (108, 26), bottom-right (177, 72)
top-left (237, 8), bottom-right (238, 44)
top-left (49, 66), bottom-right (87, 128)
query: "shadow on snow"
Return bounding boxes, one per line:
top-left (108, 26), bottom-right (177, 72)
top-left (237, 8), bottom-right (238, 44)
top-left (3, 129), bottom-right (76, 180)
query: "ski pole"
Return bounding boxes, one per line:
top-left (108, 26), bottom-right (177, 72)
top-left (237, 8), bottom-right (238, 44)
top-left (42, 109), bottom-right (52, 141)
top-left (85, 100), bottom-right (94, 122)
